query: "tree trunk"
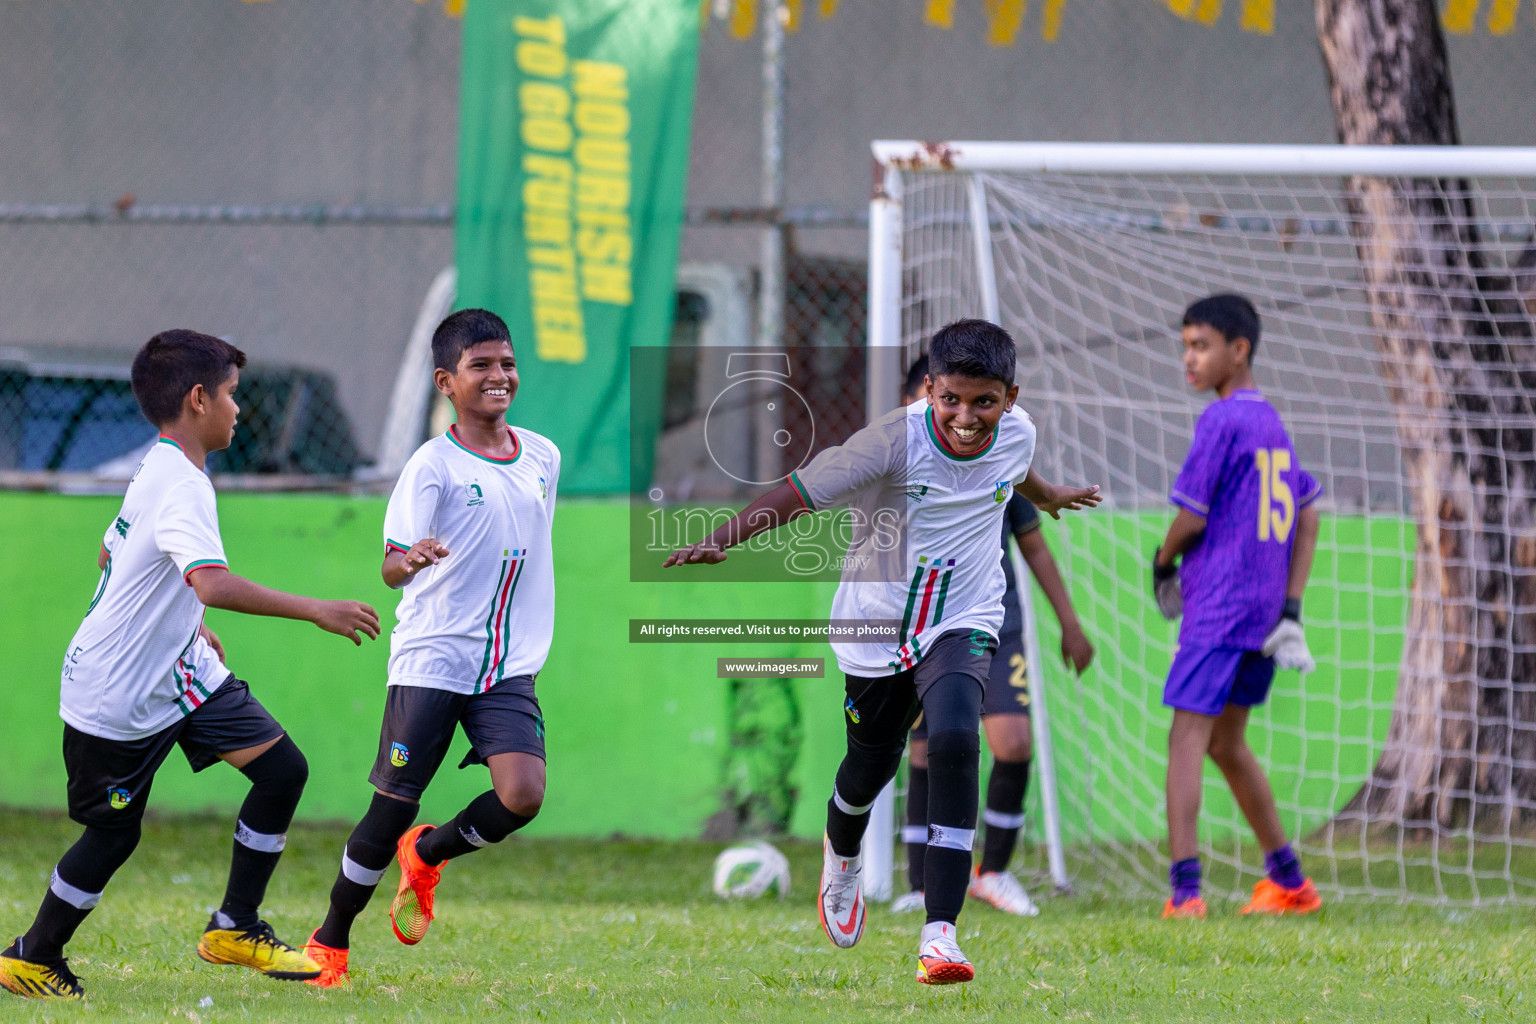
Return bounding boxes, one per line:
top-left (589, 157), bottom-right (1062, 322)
top-left (1318, 0), bottom-right (1536, 831)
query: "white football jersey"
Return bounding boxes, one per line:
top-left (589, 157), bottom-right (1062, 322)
top-left (383, 425), bottom-right (560, 694)
top-left (790, 402), bottom-right (1036, 677)
top-left (61, 437), bottom-right (233, 740)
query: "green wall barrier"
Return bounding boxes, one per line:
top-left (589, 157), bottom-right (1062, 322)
top-left (2, 494), bottom-right (1409, 846)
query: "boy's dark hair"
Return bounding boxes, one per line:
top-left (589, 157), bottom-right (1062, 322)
top-left (433, 308), bottom-right (512, 372)
top-left (1183, 293), bottom-right (1261, 358)
top-left (927, 319), bottom-right (1016, 386)
top-left (904, 355), bottom-right (930, 399)
top-left (130, 330), bottom-right (247, 428)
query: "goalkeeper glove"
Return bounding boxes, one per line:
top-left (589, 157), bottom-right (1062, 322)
top-left (1262, 598), bottom-right (1315, 673)
top-left (1151, 548), bottom-right (1182, 620)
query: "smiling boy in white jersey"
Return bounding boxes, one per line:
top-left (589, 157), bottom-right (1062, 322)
top-left (0, 330), bottom-right (381, 1001)
top-left (666, 320), bottom-right (1100, 985)
top-left (303, 309), bottom-right (560, 987)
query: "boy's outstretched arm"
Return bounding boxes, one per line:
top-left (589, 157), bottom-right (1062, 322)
top-left (663, 481), bottom-right (811, 567)
top-left (1017, 468), bottom-right (1101, 520)
top-left (1016, 528), bottom-right (1094, 674)
top-left (188, 567), bottom-right (381, 646)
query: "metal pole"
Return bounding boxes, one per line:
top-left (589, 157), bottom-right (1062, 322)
top-left (758, 0), bottom-right (785, 354)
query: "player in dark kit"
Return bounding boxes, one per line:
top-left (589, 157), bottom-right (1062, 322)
top-left (0, 330), bottom-right (380, 1001)
top-left (666, 320), bottom-right (1100, 985)
top-left (1152, 294), bottom-right (1323, 918)
top-left (893, 358), bottom-right (1093, 917)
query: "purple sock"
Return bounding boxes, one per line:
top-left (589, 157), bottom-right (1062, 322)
top-left (1264, 844), bottom-right (1304, 890)
top-left (1169, 857), bottom-right (1201, 906)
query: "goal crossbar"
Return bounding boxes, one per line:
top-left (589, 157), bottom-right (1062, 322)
top-left (871, 141), bottom-right (1536, 178)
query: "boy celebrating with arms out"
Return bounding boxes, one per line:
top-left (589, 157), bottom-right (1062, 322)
top-left (668, 320), bottom-right (1099, 984)
top-left (304, 309), bottom-right (559, 987)
top-left (1, 330), bottom-right (380, 1001)
top-left (894, 357), bottom-right (1094, 918)
top-left (1151, 294), bottom-right (1322, 918)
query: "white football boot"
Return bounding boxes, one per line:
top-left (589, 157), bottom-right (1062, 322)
top-left (916, 920), bottom-right (974, 984)
top-left (890, 890), bottom-right (926, 914)
top-left (968, 868), bottom-right (1040, 917)
top-left (817, 837), bottom-right (865, 948)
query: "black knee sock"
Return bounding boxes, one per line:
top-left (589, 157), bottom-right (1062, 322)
top-left (314, 792), bottom-right (418, 949)
top-left (216, 736), bottom-right (308, 930)
top-left (924, 728), bottom-right (981, 925)
top-left (18, 825), bottom-right (140, 962)
top-left (416, 790), bottom-right (535, 866)
top-left (825, 740), bottom-right (901, 858)
top-left (904, 764), bottom-right (929, 891)
top-left (978, 757), bottom-right (1030, 875)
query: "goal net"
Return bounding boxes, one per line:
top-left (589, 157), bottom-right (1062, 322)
top-left (870, 142), bottom-right (1536, 905)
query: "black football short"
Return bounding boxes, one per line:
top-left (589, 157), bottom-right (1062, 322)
top-left (982, 625), bottom-right (1030, 718)
top-left (846, 628), bottom-right (997, 748)
top-left (368, 676), bottom-right (545, 800)
top-left (64, 677), bottom-right (284, 830)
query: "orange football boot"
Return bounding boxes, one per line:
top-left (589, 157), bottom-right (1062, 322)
top-left (302, 930), bottom-right (349, 988)
top-left (1161, 896), bottom-right (1208, 919)
top-left (390, 824), bottom-right (445, 945)
top-left (1240, 877), bottom-right (1322, 915)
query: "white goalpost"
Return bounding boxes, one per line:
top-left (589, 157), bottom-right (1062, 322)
top-left (867, 141), bottom-right (1536, 905)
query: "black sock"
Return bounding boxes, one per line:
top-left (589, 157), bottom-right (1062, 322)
top-left (20, 826), bottom-right (140, 962)
top-left (314, 792), bottom-right (418, 949)
top-left (924, 728), bottom-right (980, 925)
top-left (217, 736), bottom-right (308, 930)
top-left (416, 791), bottom-right (535, 866)
top-left (904, 764), bottom-right (929, 891)
top-left (978, 757), bottom-right (1030, 875)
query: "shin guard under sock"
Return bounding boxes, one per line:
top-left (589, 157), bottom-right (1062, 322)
top-left (20, 825), bottom-right (140, 962)
top-left (314, 792), bottom-right (418, 949)
top-left (218, 735), bottom-right (308, 929)
top-left (978, 757), bottom-right (1030, 875)
top-left (904, 764), bottom-right (929, 891)
top-left (415, 790), bottom-right (535, 865)
top-left (923, 728), bottom-right (980, 925)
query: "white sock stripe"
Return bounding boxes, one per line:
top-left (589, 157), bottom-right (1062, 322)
top-left (341, 850), bottom-right (387, 886)
top-left (49, 867), bottom-right (102, 910)
top-left (234, 820), bottom-right (288, 853)
top-left (901, 825), bottom-right (928, 844)
top-left (927, 824), bottom-right (976, 852)
top-left (983, 808), bottom-right (1026, 830)
top-left (832, 787), bottom-right (873, 816)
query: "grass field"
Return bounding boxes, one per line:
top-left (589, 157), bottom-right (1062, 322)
top-left (1, 810), bottom-right (1531, 1022)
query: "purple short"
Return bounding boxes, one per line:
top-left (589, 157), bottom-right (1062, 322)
top-left (1163, 645), bottom-right (1275, 717)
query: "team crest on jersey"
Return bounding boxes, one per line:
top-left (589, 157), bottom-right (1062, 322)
top-left (108, 787), bottom-right (132, 810)
top-left (905, 484), bottom-right (930, 503)
top-left (464, 482), bottom-right (485, 507)
top-left (993, 481), bottom-right (1011, 504)
top-left (390, 742), bottom-right (410, 767)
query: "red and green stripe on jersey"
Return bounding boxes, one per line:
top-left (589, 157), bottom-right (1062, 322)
top-left (171, 627), bottom-right (215, 716)
top-left (475, 548), bottom-right (527, 694)
top-left (892, 555), bottom-right (957, 671)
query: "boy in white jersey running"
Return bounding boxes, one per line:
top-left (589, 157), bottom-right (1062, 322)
top-left (0, 330), bottom-right (381, 1001)
top-left (303, 309), bottom-right (560, 987)
top-left (667, 320), bottom-right (1099, 985)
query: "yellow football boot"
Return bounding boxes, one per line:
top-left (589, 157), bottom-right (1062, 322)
top-left (0, 940), bottom-right (85, 1000)
top-left (197, 919), bottom-right (321, 980)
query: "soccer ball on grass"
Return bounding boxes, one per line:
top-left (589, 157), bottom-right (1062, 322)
top-left (711, 841), bottom-right (790, 899)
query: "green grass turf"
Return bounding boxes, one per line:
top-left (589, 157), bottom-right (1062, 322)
top-left (1, 811), bottom-right (1531, 1022)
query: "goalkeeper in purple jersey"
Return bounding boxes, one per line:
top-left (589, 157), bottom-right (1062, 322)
top-left (1151, 294), bottom-right (1324, 919)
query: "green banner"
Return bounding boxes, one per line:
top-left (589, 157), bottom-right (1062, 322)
top-left (458, 0), bottom-right (699, 493)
